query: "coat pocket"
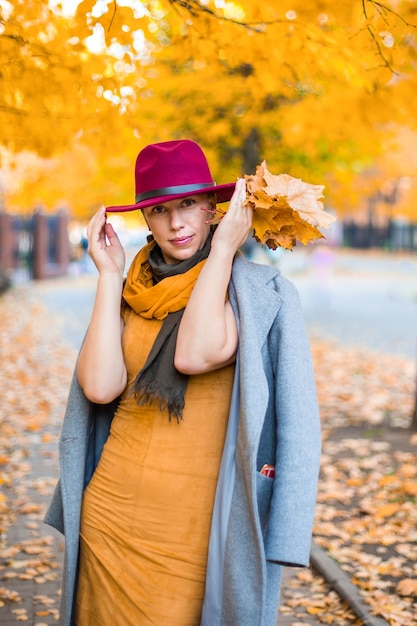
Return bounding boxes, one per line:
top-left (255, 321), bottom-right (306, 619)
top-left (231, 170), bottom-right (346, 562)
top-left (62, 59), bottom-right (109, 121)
top-left (256, 470), bottom-right (274, 532)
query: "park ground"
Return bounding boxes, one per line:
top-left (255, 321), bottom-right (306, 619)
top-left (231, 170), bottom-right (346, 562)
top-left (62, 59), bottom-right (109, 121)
top-left (0, 246), bottom-right (417, 625)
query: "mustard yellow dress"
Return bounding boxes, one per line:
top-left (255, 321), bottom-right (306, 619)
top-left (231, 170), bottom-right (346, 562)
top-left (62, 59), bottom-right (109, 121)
top-left (75, 306), bottom-right (234, 626)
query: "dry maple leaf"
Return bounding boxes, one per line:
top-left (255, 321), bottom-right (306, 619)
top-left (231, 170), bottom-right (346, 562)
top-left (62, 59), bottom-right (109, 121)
top-left (206, 162), bottom-right (334, 250)
top-left (243, 161), bottom-right (336, 250)
top-left (396, 578), bottom-right (417, 596)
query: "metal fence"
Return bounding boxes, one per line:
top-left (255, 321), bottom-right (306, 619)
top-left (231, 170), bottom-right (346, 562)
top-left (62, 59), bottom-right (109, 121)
top-left (342, 220), bottom-right (417, 251)
top-left (0, 210), bottom-right (70, 288)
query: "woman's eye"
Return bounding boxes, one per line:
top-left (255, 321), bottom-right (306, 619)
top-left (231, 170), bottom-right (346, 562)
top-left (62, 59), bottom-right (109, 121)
top-left (182, 198), bottom-right (195, 207)
top-left (152, 205), bottom-right (166, 214)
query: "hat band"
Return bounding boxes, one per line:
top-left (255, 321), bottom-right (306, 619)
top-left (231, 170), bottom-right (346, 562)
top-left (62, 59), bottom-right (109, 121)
top-left (135, 182), bottom-right (215, 204)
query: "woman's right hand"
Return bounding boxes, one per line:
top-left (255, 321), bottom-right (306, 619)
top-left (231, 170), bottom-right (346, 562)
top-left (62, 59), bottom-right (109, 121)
top-left (87, 206), bottom-right (126, 276)
top-left (77, 206), bottom-right (127, 403)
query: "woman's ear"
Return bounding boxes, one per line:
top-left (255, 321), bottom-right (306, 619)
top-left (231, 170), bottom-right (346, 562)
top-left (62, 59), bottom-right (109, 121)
top-left (208, 193), bottom-right (216, 212)
top-left (141, 209), bottom-right (150, 228)
top-left (140, 210), bottom-right (153, 242)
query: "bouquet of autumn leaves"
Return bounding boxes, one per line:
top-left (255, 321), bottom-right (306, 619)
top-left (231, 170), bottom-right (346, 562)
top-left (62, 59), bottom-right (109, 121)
top-left (214, 161), bottom-right (336, 251)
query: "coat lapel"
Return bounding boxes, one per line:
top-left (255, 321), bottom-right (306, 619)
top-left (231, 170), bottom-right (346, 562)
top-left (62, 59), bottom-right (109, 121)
top-left (229, 253), bottom-right (283, 453)
top-left (230, 253), bottom-right (282, 343)
top-left (202, 254), bottom-right (284, 626)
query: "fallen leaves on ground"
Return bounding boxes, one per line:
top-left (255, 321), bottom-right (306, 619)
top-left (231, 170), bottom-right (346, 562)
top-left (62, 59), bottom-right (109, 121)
top-left (0, 286), bottom-right (75, 623)
top-left (1, 279), bottom-right (417, 625)
top-left (310, 339), bottom-right (417, 626)
top-left (280, 568), bottom-right (361, 625)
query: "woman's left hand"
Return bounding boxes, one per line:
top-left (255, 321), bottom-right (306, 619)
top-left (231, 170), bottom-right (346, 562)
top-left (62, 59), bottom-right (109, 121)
top-left (212, 178), bottom-right (253, 255)
top-left (175, 178), bottom-right (250, 374)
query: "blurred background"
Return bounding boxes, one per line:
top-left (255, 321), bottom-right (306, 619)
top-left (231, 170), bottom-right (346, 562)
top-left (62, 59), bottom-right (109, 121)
top-left (1, 0), bottom-right (417, 411)
top-left (1, 0), bottom-right (417, 285)
top-left (1, 0), bottom-right (417, 369)
top-left (1, 4), bottom-right (417, 624)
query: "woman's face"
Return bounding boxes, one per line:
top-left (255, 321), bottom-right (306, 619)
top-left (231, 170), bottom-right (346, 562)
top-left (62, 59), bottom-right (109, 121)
top-left (142, 193), bottom-right (215, 264)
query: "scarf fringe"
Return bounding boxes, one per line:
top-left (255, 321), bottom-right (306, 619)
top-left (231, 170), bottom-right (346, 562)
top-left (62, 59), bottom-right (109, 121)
top-left (132, 382), bottom-right (185, 423)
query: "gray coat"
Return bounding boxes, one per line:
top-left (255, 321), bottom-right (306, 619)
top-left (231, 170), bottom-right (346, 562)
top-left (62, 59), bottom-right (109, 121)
top-left (45, 252), bottom-right (321, 626)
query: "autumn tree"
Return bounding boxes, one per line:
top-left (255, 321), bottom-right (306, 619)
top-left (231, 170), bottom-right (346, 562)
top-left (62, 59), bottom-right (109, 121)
top-left (2, 0), bottom-right (417, 430)
top-left (1, 0), bottom-right (417, 219)
top-left (68, 0), bottom-right (417, 214)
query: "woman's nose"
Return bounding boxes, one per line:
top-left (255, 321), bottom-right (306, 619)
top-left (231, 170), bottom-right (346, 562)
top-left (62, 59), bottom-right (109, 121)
top-left (169, 208), bottom-right (183, 229)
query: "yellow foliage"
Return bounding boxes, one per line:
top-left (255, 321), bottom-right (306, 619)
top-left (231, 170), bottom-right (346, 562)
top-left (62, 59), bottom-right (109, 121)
top-left (1, 0), bottom-right (417, 220)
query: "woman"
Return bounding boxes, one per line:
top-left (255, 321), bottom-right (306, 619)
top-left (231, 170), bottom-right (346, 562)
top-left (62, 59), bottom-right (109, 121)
top-left (45, 139), bottom-right (321, 626)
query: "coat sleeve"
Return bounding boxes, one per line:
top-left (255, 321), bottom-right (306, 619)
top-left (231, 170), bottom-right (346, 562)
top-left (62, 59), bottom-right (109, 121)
top-left (43, 368), bottom-right (117, 535)
top-left (264, 277), bottom-right (321, 567)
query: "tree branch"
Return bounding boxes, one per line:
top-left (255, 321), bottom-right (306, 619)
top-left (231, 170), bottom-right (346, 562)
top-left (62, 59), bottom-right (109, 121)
top-left (108, 0), bottom-right (117, 32)
top-left (167, 0), bottom-right (284, 31)
top-left (361, 0), bottom-right (398, 75)
top-left (369, 0), bottom-right (417, 29)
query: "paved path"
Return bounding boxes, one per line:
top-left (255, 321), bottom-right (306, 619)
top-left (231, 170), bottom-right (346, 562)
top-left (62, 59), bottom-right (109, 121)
top-left (0, 273), bottom-right (331, 626)
top-left (3, 246), bottom-right (412, 625)
top-left (255, 246), bottom-right (417, 359)
top-left (38, 247), bottom-right (417, 359)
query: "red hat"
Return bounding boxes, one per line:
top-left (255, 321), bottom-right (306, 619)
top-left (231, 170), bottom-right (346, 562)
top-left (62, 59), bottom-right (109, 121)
top-left (106, 139), bottom-right (236, 212)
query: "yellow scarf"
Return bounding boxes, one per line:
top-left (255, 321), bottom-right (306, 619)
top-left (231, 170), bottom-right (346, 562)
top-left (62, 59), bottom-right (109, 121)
top-left (123, 241), bottom-right (207, 320)
top-left (122, 238), bottom-right (212, 421)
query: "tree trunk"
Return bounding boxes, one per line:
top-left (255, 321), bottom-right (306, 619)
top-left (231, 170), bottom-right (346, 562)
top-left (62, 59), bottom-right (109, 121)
top-left (242, 128), bottom-right (262, 174)
top-left (412, 378), bottom-right (417, 431)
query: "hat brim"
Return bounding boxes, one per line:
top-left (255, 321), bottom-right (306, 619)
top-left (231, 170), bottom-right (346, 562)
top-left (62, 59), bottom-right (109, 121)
top-left (106, 182), bottom-right (236, 213)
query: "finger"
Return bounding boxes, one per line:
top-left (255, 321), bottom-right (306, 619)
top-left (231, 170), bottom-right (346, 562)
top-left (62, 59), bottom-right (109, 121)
top-left (236, 177), bottom-right (246, 198)
top-left (87, 208), bottom-right (105, 237)
top-left (87, 217), bottom-right (108, 255)
top-left (104, 222), bottom-right (122, 247)
top-left (227, 180), bottom-right (245, 215)
top-left (235, 178), bottom-right (247, 207)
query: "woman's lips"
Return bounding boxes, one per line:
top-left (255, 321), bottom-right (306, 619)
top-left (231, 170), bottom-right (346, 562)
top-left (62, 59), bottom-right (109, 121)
top-left (170, 235), bottom-right (193, 246)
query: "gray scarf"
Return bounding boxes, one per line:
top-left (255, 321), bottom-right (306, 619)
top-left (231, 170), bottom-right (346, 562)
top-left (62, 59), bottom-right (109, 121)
top-left (130, 231), bottom-right (213, 422)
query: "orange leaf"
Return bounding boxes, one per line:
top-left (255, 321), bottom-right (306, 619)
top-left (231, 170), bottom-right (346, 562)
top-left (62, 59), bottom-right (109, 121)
top-left (402, 481), bottom-right (417, 496)
top-left (374, 502), bottom-right (401, 518)
top-left (379, 475), bottom-right (397, 486)
top-left (396, 578), bottom-right (417, 596)
top-left (244, 161), bottom-right (335, 250)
